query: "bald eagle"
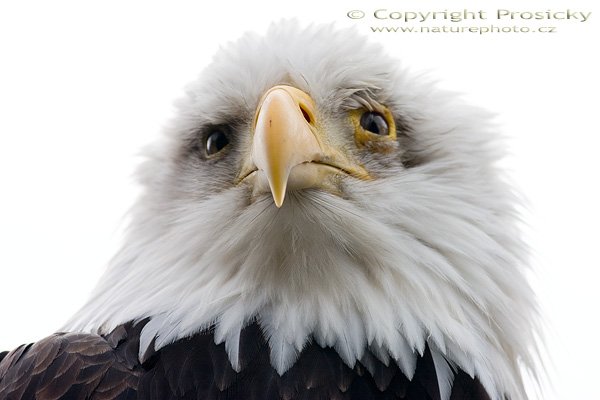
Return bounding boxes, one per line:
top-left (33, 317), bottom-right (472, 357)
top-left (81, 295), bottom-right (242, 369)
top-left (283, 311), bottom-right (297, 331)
top-left (0, 22), bottom-right (540, 400)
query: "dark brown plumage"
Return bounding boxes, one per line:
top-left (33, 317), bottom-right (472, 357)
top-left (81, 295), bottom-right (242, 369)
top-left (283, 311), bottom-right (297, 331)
top-left (0, 320), bottom-right (490, 400)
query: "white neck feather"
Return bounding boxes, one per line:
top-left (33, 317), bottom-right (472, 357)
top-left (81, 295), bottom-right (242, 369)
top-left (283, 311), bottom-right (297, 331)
top-left (66, 164), bottom-right (537, 400)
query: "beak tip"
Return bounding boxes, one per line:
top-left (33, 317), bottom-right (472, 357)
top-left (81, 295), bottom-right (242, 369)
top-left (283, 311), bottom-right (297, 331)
top-left (273, 192), bottom-right (285, 208)
top-left (266, 172), bottom-right (288, 208)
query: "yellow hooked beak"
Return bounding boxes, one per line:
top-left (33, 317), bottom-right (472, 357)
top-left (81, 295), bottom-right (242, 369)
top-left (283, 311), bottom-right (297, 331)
top-left (237, 85), bottom-right (370, 207)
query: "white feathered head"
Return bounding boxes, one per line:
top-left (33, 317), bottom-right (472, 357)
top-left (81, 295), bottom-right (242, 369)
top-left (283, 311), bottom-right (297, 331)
top-left (67, 22), bottom-right (540, 400)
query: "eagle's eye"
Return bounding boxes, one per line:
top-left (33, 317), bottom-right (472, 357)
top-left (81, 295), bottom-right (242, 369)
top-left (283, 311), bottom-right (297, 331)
top-left (360, 112), bottom-right (389, 136)
top-left (205, 130), bottom-right (229, 156)
top-left (350, 106), bottom-right (397, 150)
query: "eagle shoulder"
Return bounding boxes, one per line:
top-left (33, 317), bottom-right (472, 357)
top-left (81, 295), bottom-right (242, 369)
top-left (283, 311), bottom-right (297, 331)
top-left (0, 322), bottom-right (143, 399)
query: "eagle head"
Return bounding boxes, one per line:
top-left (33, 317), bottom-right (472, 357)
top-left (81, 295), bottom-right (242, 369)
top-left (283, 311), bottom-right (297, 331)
top-left (67, 22), bottom-right (540, 400)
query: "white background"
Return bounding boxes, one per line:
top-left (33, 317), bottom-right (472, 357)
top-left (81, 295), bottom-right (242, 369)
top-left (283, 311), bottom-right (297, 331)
top-left (0, 1), bottom-right (598, 399)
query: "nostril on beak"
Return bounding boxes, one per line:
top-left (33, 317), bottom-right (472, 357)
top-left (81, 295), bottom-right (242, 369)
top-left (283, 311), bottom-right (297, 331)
top-left (299, 104), bottom-right (311, 124)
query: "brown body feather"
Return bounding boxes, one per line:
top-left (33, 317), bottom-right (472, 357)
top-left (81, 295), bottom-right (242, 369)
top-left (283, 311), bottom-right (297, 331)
top-left (0, 320), bottom-right (490, 400)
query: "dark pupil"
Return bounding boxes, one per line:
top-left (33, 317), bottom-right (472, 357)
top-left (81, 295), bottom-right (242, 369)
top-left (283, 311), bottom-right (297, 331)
top-left (360, 112), bottom-right (389, 136)
top-left (206, 131), bottom-right (229, 155)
